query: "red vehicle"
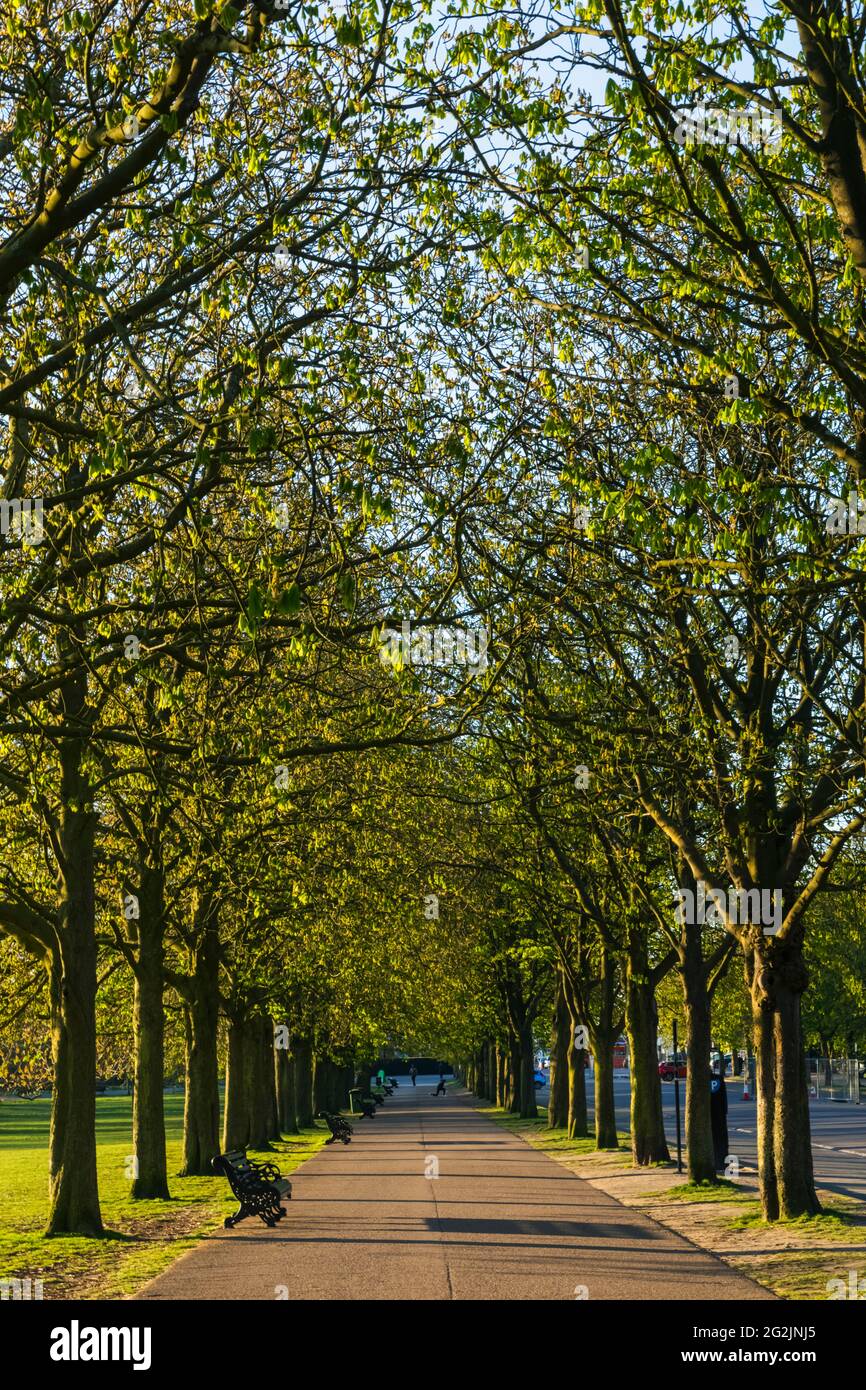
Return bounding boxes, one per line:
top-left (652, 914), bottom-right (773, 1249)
top-left (658, 1060), bottom-right (687, 1080)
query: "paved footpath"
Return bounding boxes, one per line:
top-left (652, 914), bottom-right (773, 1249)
top-left (136, 1083), bottom-right (775, 1301)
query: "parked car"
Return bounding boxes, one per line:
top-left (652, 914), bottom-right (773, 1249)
top-left (533, 1069), bottom-right (548, 1088)
top-left (658, 1060), bottom-right (687, 1080)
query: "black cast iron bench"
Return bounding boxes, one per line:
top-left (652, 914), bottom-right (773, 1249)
top-left (318, 1111), bottom-right (353, 1144)
top-left (212, 1149), bottom-right (292, 1228)
top-left (348, 1087), bottom-right (377, 1118)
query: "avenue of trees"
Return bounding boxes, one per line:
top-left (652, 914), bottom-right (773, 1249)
top-left (2, 0), bottom-right (866, 1239)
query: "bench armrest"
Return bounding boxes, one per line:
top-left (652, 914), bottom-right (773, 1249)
top-left (248, 1160), bottom-right (283, 1183)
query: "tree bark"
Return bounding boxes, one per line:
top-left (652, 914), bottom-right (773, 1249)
top-left (276, 1044), bottom-right (298, 1133)
top-left (495, 1042), bottom-right (507, 1107)
top-left (46, 677), bottom-right (103, 1237)
top-left (682, 950), bottom-right (716, 1183)
top-left (519, 1025), bottom-right (538, 1119)
top-left (482, 1040), bottom-right (494, 1101)
top-left (625, 943), bottom-right (669, 1165)
top-left (477, 1042), bottom-right (488, 1099)
top-left (47, 928), bottom-right (102, 1235)
top-left (246, 1016), bottom-right (275, 1150)
top-left (293, 1036), bottom-right (314, 1127)
top-left (548, 977), bottom-right (570, 1128)
top-left (748, 939), bottom-right (820, 1219)
top-left (561, 943), bottom-right (621, 1148)
top-left (222, 1016), bottom-right (250, 1151)
top-left (178, 917), bottom-right (221, 1176)
top-left (592, 1033), bottom-right (618, 1149)
top-left (507, 1036), bottom-right (521, 1113)
top-left (568, 1044), bottom-right (589, 1139)
top-left (314, 1055), bottom-right (338, 1113)
top-left (130, 858), bottom-right (169, 1199)
top-left (337, 1065), bottom-right (353, 1110)
top-left (266, 1022), bottom-right (281, 1142)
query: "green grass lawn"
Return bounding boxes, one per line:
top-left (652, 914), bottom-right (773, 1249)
top-left (0, 1093), bottom-right (329, 1300)
top-left (479, 1104), bottom-right (632, 1159)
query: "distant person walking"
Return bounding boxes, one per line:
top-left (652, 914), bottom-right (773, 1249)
top-left (409, 1065), bottom-right (417, 1086)
top-left (432, 1077), bottom-right (446, 1096)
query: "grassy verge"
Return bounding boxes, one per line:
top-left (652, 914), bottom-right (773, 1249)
top-left (654, 1179), bottom-right (750, 1203)
top-left (479, 1105), bottom-right (632, 1161)
top-left (0, 1093), bottom-right (329, 1300)
top-left (727, 1200), bottom-right (860, 1238)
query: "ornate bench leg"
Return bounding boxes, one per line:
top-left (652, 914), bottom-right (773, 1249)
top-left (225, 1203), bottom-right (246, 1228)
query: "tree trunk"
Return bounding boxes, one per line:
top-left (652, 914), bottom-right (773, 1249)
top-left (131, 860), bottom-right (169, 1199)
top-left (337, 1065), bottom-right (353, 1110)
top-left (548, 978), bottom-right (570, 1129)
top-left (507, 1036), bottom-right (521, 1113)
top-left (47, 698), bottom-right (103, 1237)
top-left (625, 954), bottom-right (669, 1165)
top-left (477, 1043), bottom-right (488, 1099)
top-left (266, 1024), bottom-right (281, 1142)
top-left (276, 1045), bottom-right (298, 1134)
top-left (592, 1034), bottom-right (618, 1149)
top-left (331, 1060), bottom-right (344, 1111)
top-left (568, 1045), bottom-right (589, 1139)
top-left (748, 941), bottom-right (820, 1219)
top-left (246, 1017), bottom-right (274, 1150)
top-left (179, 915), bottom-right (221, 1176)
top-left (496, 1044), bottom-right (507, 1107)
top-left (519, 1025), bottom-right (538, 1119)
top-left (223, 1016), bottom-right (250, 1151)
top-left (314, 1055), bottom-right (335, 1113)
top-left (682, 954), bottom-right (716, 1183)
top-left (479, 1040), bottom-right (491, 1100)
top-left (47, 933), bottom-right (102, 1235)
top-left (262, 1023), bottom-right (279, 1139)
top-left (561, 981), bottom-right (590, 1139)
top-left (293, 1036), bottom-right (314, 1127)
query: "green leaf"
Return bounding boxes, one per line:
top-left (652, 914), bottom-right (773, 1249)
top-left (335, 16), bottom-right (364, 46)
top-left (277, 583), bottom-right (302, 617)
top-left (336, 572), bottom-right (356, 613)
top-left (246, 583), bottom-right (265, 625)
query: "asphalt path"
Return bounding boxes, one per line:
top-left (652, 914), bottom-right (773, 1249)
top-left (136, 1079), bottom-right (774, 1301)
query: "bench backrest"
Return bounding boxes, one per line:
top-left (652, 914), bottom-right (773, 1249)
top-left (219, 1150), bottom-right (252, 1174)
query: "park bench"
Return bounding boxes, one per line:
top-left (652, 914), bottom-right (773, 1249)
top-left (318, 1111), bottom-right (353, 1144)
top-left (370, 1085), bottom-right (388, 1104)
top-left (212, 1149), bottom-right (292, 1228)
top-left (348, 1087), bottom-right (377, 1118)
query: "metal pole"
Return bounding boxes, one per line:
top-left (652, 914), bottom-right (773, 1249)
top-left (673, 1019), bottom-right (683, 1174)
